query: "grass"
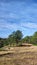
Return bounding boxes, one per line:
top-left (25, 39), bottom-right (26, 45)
top-left (0, 48), bottom-right (5, 51)
top-left (33, 43), bottom-right (37, 46)
top-left (0, 46), bottom-right (37, 65)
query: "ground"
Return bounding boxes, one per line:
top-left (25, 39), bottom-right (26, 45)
top-left (0, 45), bottom-right (37, 65)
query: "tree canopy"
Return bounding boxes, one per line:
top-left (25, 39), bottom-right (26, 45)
top-left (0, 31), bottom-right (37, 47)
top-left (9, 30), bottom-right (23, 45)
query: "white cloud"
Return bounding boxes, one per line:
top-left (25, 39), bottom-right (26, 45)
top-left (21, 22), bottom-right (37, 29)
top-left (0, 1), bottom-right (37, 38)
top-left (0, 22), bottom-right (17, 30)
top-left (0, 21), bottom-right (37, 33)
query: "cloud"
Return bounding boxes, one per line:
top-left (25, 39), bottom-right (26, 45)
top-left (21, 22), bottom-right (37, 29)
top-left (0, 22), bottom-right (17, 30)
top-left (0, 0), bottom-right (37, 38)
top-left (0, 21), bottom-right (37, 31)
top-left (0, 1), bottom-right (37, 21)
top-left (0, 21), bottom-right (37, 38)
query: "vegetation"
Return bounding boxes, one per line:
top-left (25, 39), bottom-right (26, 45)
top-left (0, 47), bottom-right (37, 65)
top-left (30, 32), bottom-right (37, 45)
top-left (8, 30), bottom-right (23, 46)
top-left (0, 31), bottom-right (37, 65)
top-left (0, 30), bottom-right (37, 48)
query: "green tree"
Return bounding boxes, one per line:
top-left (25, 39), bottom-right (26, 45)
top-left (8, 31), bottom-right (16, 46)
top-left (30, 32), bottom-right (37, 44)
top-left (8, 30), bottom-right (23, 46)
top-left (15, 30), bottom-right (23, 44)
top-left (22, 36), bottom-right (30, 43)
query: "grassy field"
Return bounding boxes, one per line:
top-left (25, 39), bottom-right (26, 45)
top-left (0, 46), bottom-right (37, 65)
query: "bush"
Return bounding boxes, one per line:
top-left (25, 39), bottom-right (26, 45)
top-left (0, 43), bottom-right (4, 48)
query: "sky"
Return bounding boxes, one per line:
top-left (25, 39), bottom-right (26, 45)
top-left (0, 0), bottom-right (37, 38)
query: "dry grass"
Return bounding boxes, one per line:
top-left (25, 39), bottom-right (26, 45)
top-left (0, 46), bottom-right (37, 65)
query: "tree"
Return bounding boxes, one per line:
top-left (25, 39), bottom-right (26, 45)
top-left (30, 32), bottom-right (37, 44)
top-left (0, 38), bottom-right (4, 48)
top-left (15, 30), bottom-right (23, 44)
top-left (22, 36), bottom-right (30, 43)
top-left (8, 30), bottom-right (23, 46)
top-left (8, 31), bottom-right (16, 45)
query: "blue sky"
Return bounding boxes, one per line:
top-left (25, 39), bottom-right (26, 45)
top-left (0, 0), bottom-right (37, 38)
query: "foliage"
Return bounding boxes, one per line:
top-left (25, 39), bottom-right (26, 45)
top-left (30, 32), bottom-right (37, 44)
top-left (22, 36), bottom-right (31, 43)
top-left (0, 31), bottom-right (37, 47)
top-left (22, 32), bottom-right (37, 45)
top-left (8, 30), bottom-right (23, 46)
top-left (15, 30), bottom-right (23, 44)
top-left (0, 38), bottom-right (4, 48)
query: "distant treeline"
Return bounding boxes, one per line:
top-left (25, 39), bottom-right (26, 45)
top-left (0, 30), bottom-right (37, 47)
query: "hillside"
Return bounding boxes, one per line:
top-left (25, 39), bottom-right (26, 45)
top-left (0, 46), bottom-right (37, 65)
